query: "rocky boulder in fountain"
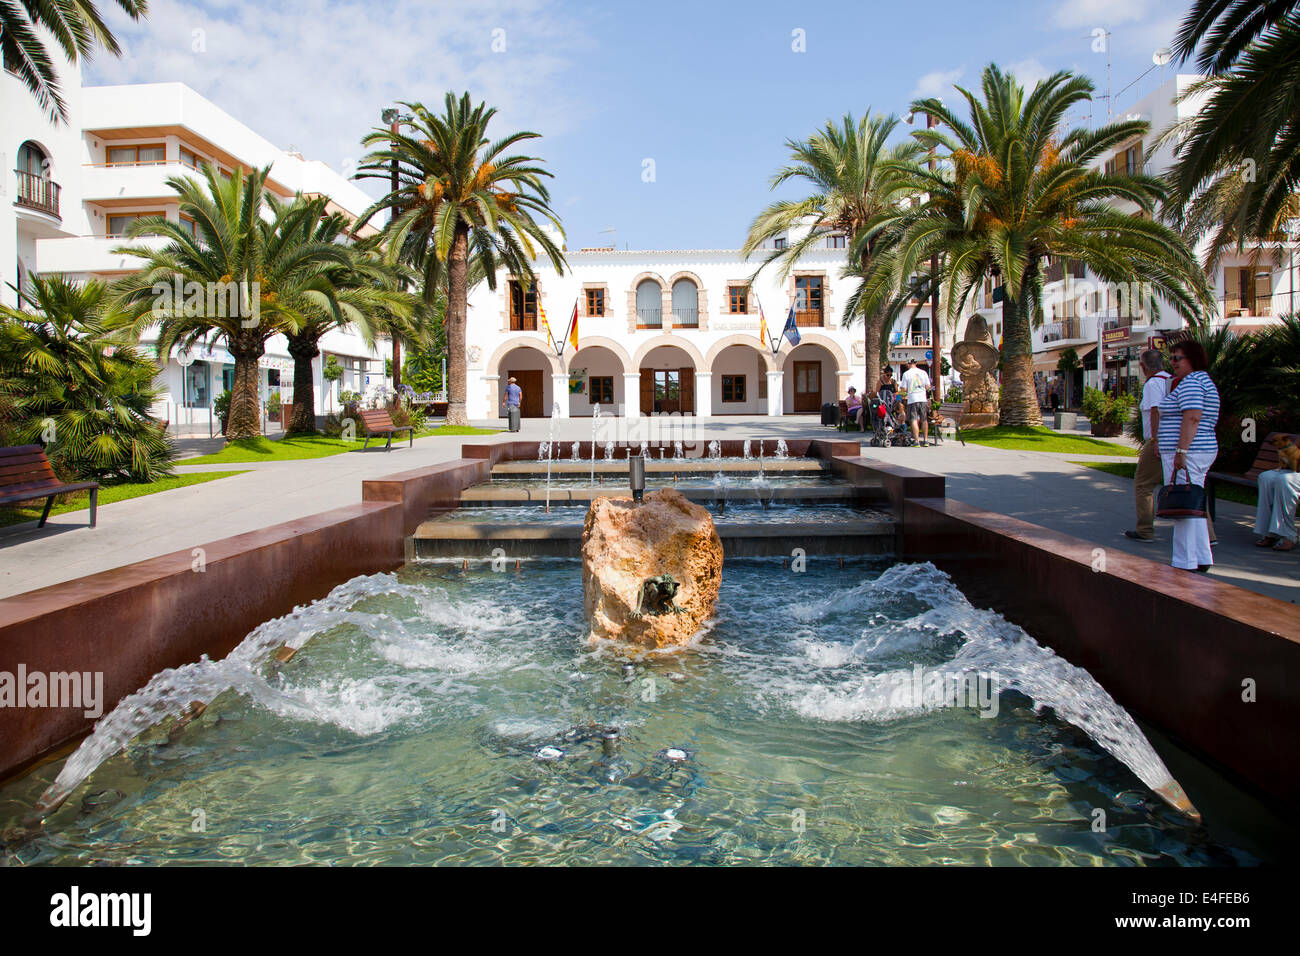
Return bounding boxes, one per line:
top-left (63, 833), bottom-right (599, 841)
top-left (582, 488), bottom-right (722, 648)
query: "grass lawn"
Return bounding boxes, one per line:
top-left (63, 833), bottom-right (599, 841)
top-left (182, 424), bottom-right (500, 465)
top-left (0, 470), bottom-right (249, 528)
top-left (962, 425), bottom-right (1138, 457)
top-left (1071, 460), bottom-right (1258, 507)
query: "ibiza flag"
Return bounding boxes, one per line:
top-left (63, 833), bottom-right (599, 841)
top-left (758, 296), bottom-right (772, 352)
top-left (782, 305), bottom-right (802, 347)
top-left (538, 295), bottom-right (558, 353)
top-left (564, 298), bottom-right (579, 354)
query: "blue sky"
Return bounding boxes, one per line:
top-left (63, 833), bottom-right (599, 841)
top-left (87, 0), bottom-right (1194, 250)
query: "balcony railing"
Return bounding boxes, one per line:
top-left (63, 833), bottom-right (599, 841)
top-left (671, 307), bottom-right (698, 327)
top-left (1221, 292), bottom-right (1294, 318)
top-left (637, 308), bottom-right (662, 328)
top-left (1042, 317), bottom-right (1084, 342)
top-left (907, 332), bottom-right (931, 347)
top-left (794, 309), bottom-right (824, 328)
top-left (509, 314), bottom-right (538, 331)
top-left (14, 170), bottom-right (60, 218)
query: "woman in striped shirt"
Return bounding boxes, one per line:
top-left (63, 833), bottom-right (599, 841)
top-left (1155, 341), bottom-right (1220, 571)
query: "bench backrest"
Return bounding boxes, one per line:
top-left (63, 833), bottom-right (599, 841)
top-left (1247, 432), bottom-right (1300, 479)
top-left (359, 409), bottom-right (396, 431)
top-left (937, 402), bottom-right (965, 421)
top-left (0, 445), bottom-right (61, 495)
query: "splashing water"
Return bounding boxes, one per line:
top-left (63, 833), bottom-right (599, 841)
top-left (743, 440), bottom-right (753, 460)
top-left (708, 440), bottom-right (721, 460)
top-left (747, 563), bottom-right (1196, 819)
top-left (775, 439), bottom-right (789, 460)
top-left (537, 442), bottom-right (549, 462)
top-left (604, 441), bottom-right (615, 461)
top-left (673, 440), bottom-right (683, 460)
top-left (544, 402), bottom-right (561, 513)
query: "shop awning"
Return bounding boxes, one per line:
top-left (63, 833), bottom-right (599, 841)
top-left (1033, 344), bottom-right (1095, 371)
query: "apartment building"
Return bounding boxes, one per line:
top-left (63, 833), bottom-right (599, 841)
top-left (3, 59), bottom-right (390, 433)
top-left (464, 217), bottom-right (936, 419)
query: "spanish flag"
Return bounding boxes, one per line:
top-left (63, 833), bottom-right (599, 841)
top-left (758, 296), bottom-right (771, 352)
top-left (565, 299), bottom-right (579, 353)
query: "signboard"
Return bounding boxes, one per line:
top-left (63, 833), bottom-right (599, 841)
top-left (1147, 334), bottom-right (1167, 351)
top-left (1102, 328), bottom-right (1128, 348)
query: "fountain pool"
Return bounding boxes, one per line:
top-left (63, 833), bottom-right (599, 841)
top-left (0, 559), bottom-right (1253, 866)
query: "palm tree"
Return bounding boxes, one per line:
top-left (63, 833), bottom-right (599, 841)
top-left (1, 0), bottom-right (148, 123)
top-left (278, 211), bottom-right (425, 435)
top-left (873, 65), bottom-right (1213, 425)
top-left (355, 92), bottom-right (566, 426)
top-left (1164, 3), bottom-right (1300, 251)
top-left (110, 165), bottom-right (356, 440)
top-left (0, 275), bottom-right (173, 482)
top-left (742, 113), bottom-right (922, 385)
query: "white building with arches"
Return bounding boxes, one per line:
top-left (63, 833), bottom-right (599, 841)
top-left (467, 237), bottom-right (938, 420)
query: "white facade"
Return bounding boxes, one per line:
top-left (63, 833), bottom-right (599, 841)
top-left (465, 229), bottom-right (936, 420)
top-left (3, 63), bottom-right (390, 433)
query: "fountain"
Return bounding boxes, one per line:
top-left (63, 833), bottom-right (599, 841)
top-left (590, 406), bottom-right (601, 489)
top-left (544, 402), bottom-right (560, 514)
top-left (708, 440), bottom-right (721, 460)
top-left (775, 439), bottom-right (789, 460)
top-left (673, 440), bottom-right (684, 461)
top-left (743, 440), bottom-right (753, 460)
top-left (571, 441), bottom-right (581, 462)
top-left (537, 441), bottom-right (549, 462)
top-left (638, 441), bottom-right (648, 459)
top-left (604, 441), bottom-right (615, 461)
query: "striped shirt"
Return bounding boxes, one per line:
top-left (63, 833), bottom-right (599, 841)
top-left (1156, 371), bottom-right (1219, 455)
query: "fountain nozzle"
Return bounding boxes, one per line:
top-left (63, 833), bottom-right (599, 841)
top-left (602, 728), bottom-right (621, 757)
top-left (629, 455), bottom-right (646, 503)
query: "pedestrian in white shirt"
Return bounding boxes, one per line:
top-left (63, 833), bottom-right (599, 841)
top-left (900, 359), bottom-right (932, 446)
top-left (1124, 350), bottom-right (1171, 543)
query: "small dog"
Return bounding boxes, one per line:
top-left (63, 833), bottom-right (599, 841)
top-left (1273, 433), bottom-right (1300, 472)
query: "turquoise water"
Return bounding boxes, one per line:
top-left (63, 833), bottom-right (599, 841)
top-left (0, 560), bottom-right (1253, 866)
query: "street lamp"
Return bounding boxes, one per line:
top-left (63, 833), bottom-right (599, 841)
top-left (381, 107), bottom-right (413, 391)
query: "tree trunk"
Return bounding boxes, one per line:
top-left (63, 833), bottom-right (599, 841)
top-left (998, 267), bottom-right (1041, 426)
top-left (226, 334), bottom-right (265, 441)
top-left (287, 335), bottom-right (319, 435)
top-left (864, 312), bottom-right (883, 395)
top-left (444, 222), bottom-right (471, 427)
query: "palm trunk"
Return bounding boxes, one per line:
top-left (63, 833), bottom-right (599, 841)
top-left (226, 334), bottom-right (264, 441)
top-left (444, 222), bottom-right (471, 427)
top-left (864, 313), bottom-right (883, 395)
top-left (998, 263), bottom-right (1041, 426)
top-left (287, 335), bottom-right (319, 434)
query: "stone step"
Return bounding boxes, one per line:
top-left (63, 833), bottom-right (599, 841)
top-left (457, 484), bottom-right (883, 506)
top-left (491, 459), bottom-right (828, 476)
top-left (411, 518), bottom-right (896, 558)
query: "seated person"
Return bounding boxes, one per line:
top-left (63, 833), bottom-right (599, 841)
top-left (845, 386), bottom-right (863, 427)
top-left (1255, 434), bottom-right (1300, 552)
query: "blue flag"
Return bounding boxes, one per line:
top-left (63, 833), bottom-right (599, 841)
top-left (782, 306), bottom-right (801, 347)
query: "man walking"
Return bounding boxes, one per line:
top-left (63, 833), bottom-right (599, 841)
top-left (502, 376), bottom-right (522, 432)
top-left (1124, 349), bottom-right (1216, 546)
top-left (900, 358), bottom-right (932, 446)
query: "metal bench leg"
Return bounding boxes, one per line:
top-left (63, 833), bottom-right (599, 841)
top-left (408, 430), bottom-right (413, 448)
top-left (89, 488), bottom-right (98, 528)
top-left (38, 495), bottom-right (55, 528)
top-left (385, 433), bottom-right (393, 451)
top-left (362, 434), bottom-right (371, 451)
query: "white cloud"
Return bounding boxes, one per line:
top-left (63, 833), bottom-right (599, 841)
top-left (83, 0), bottom-right (594, 202)
top-left (911, 67), bottom-right (964, 100)
top-left (1007, 58), bottom-right (1052, 89)
top-left (1053, 0), bottom-right (1155, 30)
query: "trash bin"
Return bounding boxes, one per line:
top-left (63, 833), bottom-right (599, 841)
top-left (508, 405), bottom-right (521, 432)
top-left (821, 402), bottom-right (839, 426)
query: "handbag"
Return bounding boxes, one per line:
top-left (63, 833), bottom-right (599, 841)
top-left (1156, 466), bottom-right (1207, 518)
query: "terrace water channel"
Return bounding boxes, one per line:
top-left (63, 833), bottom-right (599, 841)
top-left (0, 445), bottom-right (1277, 865)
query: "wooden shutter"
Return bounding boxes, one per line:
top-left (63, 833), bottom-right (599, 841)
top-left (680, 368), bottom-right (694, 415)
top-left (640, 369), bottom-right (653, 416)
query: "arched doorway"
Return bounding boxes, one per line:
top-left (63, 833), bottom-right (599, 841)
top-left (568, 342), bottom-right (629, 416)
top-left (782, 343), bottom-right (840, 414)
top-left (498, 345), bottom-right (555, 417)
top-left (708, 342), bottom-right (772, 415)
top-left (638, 345), bottom-right (696, 415)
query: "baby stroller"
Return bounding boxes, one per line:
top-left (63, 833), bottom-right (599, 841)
top-left (868, 391), bottom-right (913, 447)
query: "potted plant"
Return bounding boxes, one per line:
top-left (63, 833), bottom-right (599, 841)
top-left (267, 391), bottom-right (282, 424)
top-left (1081, 387), bottom-right (1136, 437)
top-left (214, 389), bottom-right (231, 436)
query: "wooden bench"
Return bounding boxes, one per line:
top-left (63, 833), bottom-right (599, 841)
top-left (935, 402), bottom-right (967, 446)
top-left (359, 408), bottom-right (414, 452)
top-left (0, 445), bottom-right (100, 527)
top-left (836, 400), bottom-right (863, 432)
top-left (1207, 431), bottom-right (1298, 520)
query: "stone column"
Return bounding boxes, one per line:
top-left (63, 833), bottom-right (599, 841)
top-left (766, 370), bottom-right (784, 416)
top-left (483, 374), bottom-right (500, 419)
top-left (622, 372), bottom-right (642, 418)
top-left (551, 372), bottom-right (569, 418)
top-left (694, 371), bottom-right (712, 418)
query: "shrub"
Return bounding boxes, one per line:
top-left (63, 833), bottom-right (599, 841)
top-left (1082, 387), bottom-right (1136, 433)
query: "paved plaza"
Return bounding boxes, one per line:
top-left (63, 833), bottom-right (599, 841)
top-left (0, 416), bottom-right (1292, 604)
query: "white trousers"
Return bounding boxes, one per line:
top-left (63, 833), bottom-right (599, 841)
top-left (1160, 449), bottom-right (1215, 570)
top-left (1255, 468), bottom-right (1300, 543)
